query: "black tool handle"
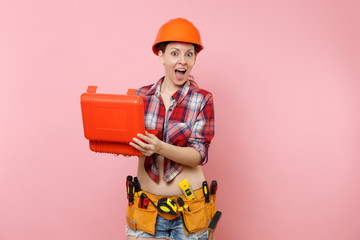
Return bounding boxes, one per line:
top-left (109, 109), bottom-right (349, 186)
top-left (177, 197), bottom-right (184, 207)
top-left (126, 176), bottom-right (132, 199)
top-left (208, 211), bottom-right (222, 231)
top-left (128, 182), bottom-right (134, 204)
top-left (134, 177), bottom-right (141, 193)
top-left (208, 211), bottom-right (223, 240)
top-left (202, 181), bottom-right (210, 203)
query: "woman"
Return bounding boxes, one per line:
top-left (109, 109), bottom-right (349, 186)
top-left (126, 18), bottom-right (216, 240)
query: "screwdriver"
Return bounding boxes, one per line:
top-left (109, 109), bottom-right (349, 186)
top-left (210, 180), bottom-right (218, 195)
top-left (128, 181), bottom-right (134, 205)
top-left (126, 175), bottom-right (133, 200)
top-left (139, 193), bottom-right (149, 209)
top-left (134, 177), bottom-right (141, 196)
top-left (202, 181), bottom-right (210, 203)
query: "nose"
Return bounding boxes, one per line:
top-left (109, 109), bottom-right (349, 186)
top-left (178, 54), bottom-right (186, 64)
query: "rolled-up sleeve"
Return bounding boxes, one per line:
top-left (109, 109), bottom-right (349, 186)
top-left (187, 93), bottom-right (215, 165)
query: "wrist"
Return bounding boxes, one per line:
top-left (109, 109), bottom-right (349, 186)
top-left (157, 140), bottom-right (166, 155)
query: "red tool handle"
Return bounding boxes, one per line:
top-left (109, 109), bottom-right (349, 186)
top-left (139, 193), bottom-right (149, 209)
top-left (210, 180), bottom-right (218, 195)
top-left (143, 198), bottom-right (149, 209)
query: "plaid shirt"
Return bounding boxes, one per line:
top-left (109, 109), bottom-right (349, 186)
top-left (137, 76), bottom-right (215, 182)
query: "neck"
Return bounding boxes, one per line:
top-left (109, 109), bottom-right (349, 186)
top-left (161, 77), bottom-right (181, 95)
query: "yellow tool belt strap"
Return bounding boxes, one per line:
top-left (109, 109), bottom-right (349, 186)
top-left (126, 188), bottom-right (217, 235)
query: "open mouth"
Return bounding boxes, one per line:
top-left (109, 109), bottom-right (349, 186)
top-left (175, 68), bottom-right (186, 80)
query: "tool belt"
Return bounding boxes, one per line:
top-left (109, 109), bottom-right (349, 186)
top-left (126, 179), bottom-right (217, 235)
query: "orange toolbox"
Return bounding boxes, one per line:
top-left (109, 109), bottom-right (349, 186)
top-left (80, 86), bottom-right (157, 156)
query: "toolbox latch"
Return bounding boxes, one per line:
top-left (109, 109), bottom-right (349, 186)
top-left (127, 89), bottom-right (137, 95)
top-left (87, 86), bottom-right (97, 93)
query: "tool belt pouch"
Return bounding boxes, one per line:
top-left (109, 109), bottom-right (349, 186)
top-left (182, 198), bottom-right (217, 234)
top-left (126, 192), bottom-right (217, 236)
top-left (126, 196), bottom-right (157, 235)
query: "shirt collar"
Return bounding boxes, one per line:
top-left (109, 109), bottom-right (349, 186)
top-left (171, 80), bottom-right (190, 104)
top-left (146, 77), bottom-right (163, 96)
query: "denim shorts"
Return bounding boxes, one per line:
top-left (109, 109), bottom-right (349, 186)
top-left (126, 214), bottom-right (211, 240)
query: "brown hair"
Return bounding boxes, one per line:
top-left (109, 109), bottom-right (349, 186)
top-left (156, 41), bottom-right (200, 54)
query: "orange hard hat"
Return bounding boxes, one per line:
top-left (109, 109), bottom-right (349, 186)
top-left (152, 18), bottom-right (204, 55)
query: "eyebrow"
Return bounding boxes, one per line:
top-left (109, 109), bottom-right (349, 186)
top-left (169, 48), bottom-right (195, 52)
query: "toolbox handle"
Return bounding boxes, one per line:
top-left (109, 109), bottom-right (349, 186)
top-left (127, 89), bottom-right (137, 95)
top-left (87, 86), bottom-right (97, 93)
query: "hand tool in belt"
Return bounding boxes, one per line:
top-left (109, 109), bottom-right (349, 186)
top-left (134, 177), bottom-right (141, 197)
top-left (126, 175), bottom-right (133, 200)
top-left (202, 181), bottom-right (210, 203)
top-left (208, 211), bottom-right (222, 240)
top-left (128, 181), bottom-right (134, 205)
top-left (210, 180), bottom-right (218, 203)
top-left (177, 197), bottom-right (190, 233)
top-left (210, 180), bottom-right (218, 195)
top-left (138, 193), bottom-right (149, 209)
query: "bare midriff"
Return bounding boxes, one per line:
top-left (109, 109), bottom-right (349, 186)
top-left (137, 155), bottom-right (205, 196)
top-left (136, 88), bottom-right (205, 195)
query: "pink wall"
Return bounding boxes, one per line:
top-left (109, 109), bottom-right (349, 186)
top-left (1, 0), bottom-right (359, 239)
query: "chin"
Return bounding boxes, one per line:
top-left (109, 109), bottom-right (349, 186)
top-left (170, 77), bottom-right (187, 86)
top-left (175, 79), bottom-right (187, 86)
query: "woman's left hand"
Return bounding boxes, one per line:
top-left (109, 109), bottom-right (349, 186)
top-left (129, 131), bottom-right (163, 156)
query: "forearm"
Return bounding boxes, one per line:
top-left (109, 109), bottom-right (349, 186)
top-left (130, 132), bottom-right (202, 168)
top-left (157, 142), bottom-right (201, 168)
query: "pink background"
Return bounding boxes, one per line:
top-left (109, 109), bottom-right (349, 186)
top-left (1, 0), bottom-right (359, 239)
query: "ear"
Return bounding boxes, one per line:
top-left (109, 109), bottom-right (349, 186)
top-left (158, 50), bottom-right (165, 65)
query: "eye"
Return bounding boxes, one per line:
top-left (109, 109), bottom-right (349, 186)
top-left (186, 52), bottom-right (194, 57)
top-left (171, 51), bottom-right (178, 56)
